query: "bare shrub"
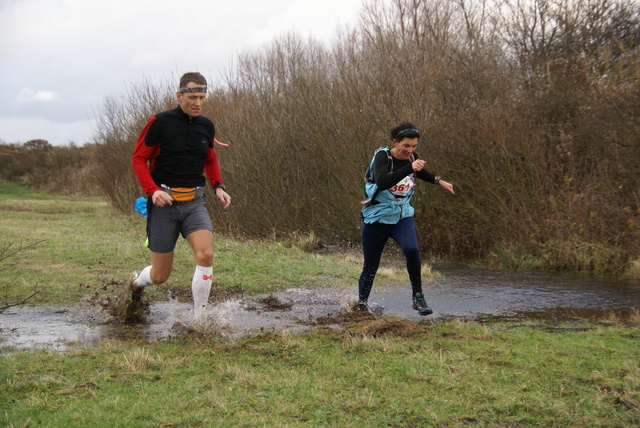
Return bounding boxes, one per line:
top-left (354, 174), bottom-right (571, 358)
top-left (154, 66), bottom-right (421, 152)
top-left (0, 242), bottom-right (41, 312)
top-left (93, 75), bottom-right (177, 213)
top-left (0, 141), bottom-right (102, 196)
top-left (41, 144), bottom-right (103, 196)
top-left (89, 0), bottom-right (639, 274)
top-left (210, 34), bottom-right (364, 240)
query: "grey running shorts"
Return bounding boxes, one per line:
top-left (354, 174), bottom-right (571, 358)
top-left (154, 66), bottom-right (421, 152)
top-left (146, 196), bottom-right (213, 253)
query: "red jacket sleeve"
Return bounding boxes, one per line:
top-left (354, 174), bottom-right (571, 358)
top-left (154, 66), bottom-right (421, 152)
top-left (131, 117), bottom-right (162, 196)
top-left (204, 146), bottom-right (223, 188)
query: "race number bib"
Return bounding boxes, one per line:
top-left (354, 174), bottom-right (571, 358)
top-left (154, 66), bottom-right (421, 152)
top-left (390, 175), bottom-right (415, 198)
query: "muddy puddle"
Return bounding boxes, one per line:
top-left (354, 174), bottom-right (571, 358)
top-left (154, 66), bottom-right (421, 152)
top-left (1, 265), bottom-right (639, 351)
top-left (0, 289), bottom-right (354, 352)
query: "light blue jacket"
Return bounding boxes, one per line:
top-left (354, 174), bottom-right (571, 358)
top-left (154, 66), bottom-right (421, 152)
top-left (361, 148), bottom-right (415, 224)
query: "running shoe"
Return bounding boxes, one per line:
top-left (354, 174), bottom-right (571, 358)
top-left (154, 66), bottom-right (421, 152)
top-left (357, 300), bottom-right (370, 312)
top-left (130, 271), bottom-right (144, 303)
top-left (412, 292), bottom-right (433, 316)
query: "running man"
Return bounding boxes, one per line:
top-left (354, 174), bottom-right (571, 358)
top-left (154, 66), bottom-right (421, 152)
top-left (130, 71), bottom-right (231, 318)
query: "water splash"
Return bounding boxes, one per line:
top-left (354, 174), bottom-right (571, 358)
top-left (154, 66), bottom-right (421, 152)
top-left (172, 298), bottom-right (243, 337)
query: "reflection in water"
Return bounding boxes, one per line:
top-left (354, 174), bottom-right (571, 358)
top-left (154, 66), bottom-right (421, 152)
top-left (1, 265), bottom-right (638, 351)
top-left (419, 264), bottom-right (640, 320)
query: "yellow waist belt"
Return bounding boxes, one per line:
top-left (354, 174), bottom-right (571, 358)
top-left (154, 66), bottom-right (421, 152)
top-left (161, 185), bottom-right (204, 202)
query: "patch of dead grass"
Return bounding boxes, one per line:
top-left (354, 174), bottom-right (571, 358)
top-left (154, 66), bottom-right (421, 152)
top-left (315, 311), bottom-right (429, 337)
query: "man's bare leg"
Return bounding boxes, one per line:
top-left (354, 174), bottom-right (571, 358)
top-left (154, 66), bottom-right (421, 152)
top-left (131, 251), bottom-right (174, 298)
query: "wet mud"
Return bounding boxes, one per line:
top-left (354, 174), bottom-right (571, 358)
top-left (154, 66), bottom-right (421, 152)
top-left (1, 265), bottom-right (639, 351)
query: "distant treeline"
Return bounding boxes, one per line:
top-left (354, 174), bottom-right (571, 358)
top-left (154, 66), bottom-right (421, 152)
top-left (3, 0), bottom-right (639, 276)
top-left (0, 140), bottom-right (101, 196)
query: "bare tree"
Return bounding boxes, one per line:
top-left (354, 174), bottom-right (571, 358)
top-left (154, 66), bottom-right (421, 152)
top-left (0, 242), bottom-right (42, 313)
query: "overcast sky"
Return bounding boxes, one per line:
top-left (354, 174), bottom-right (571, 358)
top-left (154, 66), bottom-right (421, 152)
top-left (0, 0), bottom-right (374, 146)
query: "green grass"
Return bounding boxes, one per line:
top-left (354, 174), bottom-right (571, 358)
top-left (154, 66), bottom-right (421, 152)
top-left (1, 322), bottom-right (638, 426)
top-left (2, 188), bottom-right (639, 426)
top-left (0, 182), bottom-right (57, 199)
top-left (0, 188), bottom-right (363, 305)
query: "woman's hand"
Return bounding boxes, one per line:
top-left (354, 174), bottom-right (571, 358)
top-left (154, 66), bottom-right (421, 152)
top-left (412, 159), bottom-right (426, 172)
top-left (439, 180), bottom-right (455, 194)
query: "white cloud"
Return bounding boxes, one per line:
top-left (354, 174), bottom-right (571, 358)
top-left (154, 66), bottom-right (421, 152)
top-left (0, 116), bottom-right (93, 145)
top-left (0, 0), bottom-right (380, 145)
top-left (16, 88), bottom-right (60, 104)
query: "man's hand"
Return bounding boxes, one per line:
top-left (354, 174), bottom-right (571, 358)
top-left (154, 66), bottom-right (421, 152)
top-left (151, 189), bottom-right (173, 207)
top-left (216, 188), bottom-right (231, 209)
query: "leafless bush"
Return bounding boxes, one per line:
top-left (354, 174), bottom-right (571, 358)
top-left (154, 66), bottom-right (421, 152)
top-left (0, 140), bottom-right (102, 196)
top-left (90, 0), bottom-right (639, 273)
top-left (93, 75), bottom-right (177, 212)
top-left (0, 242), bottom-right (41, 312)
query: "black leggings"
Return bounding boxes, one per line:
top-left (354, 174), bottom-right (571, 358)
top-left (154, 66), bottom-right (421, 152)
top-left (358, 216), bottom-right (422, 302)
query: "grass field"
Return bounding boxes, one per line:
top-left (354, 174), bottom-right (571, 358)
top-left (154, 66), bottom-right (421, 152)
top-left (1, 187), bottom-right (639, 427)
top-left (0, 185), bottom-right (363, 306)
top-left (2, 321), bottom-right (639, 427)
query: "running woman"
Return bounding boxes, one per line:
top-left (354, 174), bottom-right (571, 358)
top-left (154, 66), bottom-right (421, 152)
top-left (359, 122), bottom-right (454, 315)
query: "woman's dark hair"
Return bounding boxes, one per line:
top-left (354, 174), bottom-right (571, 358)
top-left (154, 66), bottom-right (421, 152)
top-left (390, 122), bottom-right (420, 141)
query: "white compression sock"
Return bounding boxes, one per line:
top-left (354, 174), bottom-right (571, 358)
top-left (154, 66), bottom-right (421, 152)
top-left (192, 265), bottom-right (213, 318)
top-left (134, 266), bottom-right (153, 288)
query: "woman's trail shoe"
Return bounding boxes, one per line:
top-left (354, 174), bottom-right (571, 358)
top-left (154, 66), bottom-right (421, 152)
top-left (357, 300), bottom-right (370, 312)
top-left (412, 292), bottom-right (433, 316)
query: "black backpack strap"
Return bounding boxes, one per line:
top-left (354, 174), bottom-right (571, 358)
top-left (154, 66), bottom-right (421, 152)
top-left (364, 149), bottom-right (394, 208)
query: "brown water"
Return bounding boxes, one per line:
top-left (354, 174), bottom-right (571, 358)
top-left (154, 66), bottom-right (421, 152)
top-left (1, 265), bottom-right (638, 351)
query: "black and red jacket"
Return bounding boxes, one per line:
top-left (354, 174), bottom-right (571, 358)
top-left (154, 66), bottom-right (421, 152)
top-left (131, 106), bottom-right (223, 196)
